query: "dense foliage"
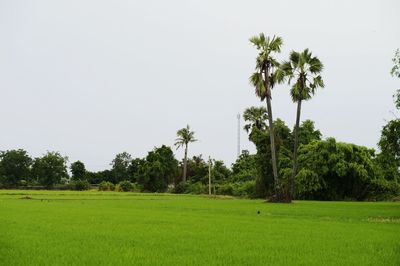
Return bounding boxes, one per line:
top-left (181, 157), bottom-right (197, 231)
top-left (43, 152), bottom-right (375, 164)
top-left (0, 149), bottom-right (32, 187)
top-left (31, 152), bottom-right (69, 188)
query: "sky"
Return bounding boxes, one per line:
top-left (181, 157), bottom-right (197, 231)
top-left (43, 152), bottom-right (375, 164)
top-left (0, 0), bottom-right (399, 171)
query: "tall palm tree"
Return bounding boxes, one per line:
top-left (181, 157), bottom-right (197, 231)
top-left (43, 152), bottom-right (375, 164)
top-left (175, 125), bottom-right (197, 182)
top-left (249, 33), bottom-right (283, 200)
top-left (277, 49), bottom-right (324, 200)
top-left (243, 106), bottom-right (268, 135)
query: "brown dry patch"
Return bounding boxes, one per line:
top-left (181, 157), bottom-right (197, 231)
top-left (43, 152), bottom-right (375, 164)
top-left (20, 196), bottom-right (33, 200)
top-left (366, 217), bottom-right (400, 224)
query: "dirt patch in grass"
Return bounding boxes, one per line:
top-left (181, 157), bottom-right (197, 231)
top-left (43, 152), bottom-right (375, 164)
top-left (19, 196), bottom-right (33, 200)
top-left (366, 217), bottom-right (400, 224)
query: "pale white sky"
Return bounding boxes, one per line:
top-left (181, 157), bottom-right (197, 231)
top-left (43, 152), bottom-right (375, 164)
top-left (0, 0), bottom-right (399, 170)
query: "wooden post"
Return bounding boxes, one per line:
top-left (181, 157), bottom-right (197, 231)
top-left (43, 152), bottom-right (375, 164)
top-left (208, 156), bottom-right (211, 196)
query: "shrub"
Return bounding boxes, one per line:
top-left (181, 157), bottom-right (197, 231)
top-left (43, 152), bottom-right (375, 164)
top-left (173, 181), bottom-right (190, 194)
top-left (216, 183), bottom-right (233, 195)
top-left (367, 179), bottom-right (400, 201)
top-left (117, 180), bottom-right (134, 192)
top-left (71, 180), bottom-right (90, 191)
top-left (188, 182), bottom-right (207, 194)
top-left (98, 181), bottom-right (115, 191)
top-left (232, 181), bottom-right (256, 197)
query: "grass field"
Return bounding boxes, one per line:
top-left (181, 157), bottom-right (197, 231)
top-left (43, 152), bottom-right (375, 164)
top-left (0, 190), bottom-right (399, 265)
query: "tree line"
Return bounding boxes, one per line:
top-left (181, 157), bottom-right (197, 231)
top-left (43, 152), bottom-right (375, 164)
top-left (0, 35), bottom-right (399, 201)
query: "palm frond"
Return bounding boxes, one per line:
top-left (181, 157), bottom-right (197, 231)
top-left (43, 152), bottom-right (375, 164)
top-left (289, 51), bottom-right (300, 67)
top-left (269, 35), bottom-right (283, 52)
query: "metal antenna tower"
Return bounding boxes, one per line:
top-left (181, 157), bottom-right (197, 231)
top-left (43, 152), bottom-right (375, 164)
top-left (237, 113), bottom-right (241, 158)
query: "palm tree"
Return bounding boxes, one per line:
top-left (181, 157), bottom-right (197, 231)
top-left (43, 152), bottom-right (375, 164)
top-left (243, 106), bottom-right (268, 135)
top-left (249, 33), bottom-right (283, 200)
top-left (175, 125), bottom-right (197, 182)
top-left (277, 49), bottom-right (324, 200)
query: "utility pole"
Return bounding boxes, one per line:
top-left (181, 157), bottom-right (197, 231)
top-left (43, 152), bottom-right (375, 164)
top-left (237, 113), bottom-right (241, 158)
top-left (208, 156), bottom-right (212, 196)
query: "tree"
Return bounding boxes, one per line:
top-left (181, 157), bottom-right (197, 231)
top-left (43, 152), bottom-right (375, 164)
top-left (391, 49), bottom-right (400, 78)
top-left (249, 33), bottom-right (284, 201)
top-left (175, 125), bottom-right (197, 182)
top-left (296, 138), bottom-right (395, 200)
top-left (376, 50), bottom-right (400, 181)
top-left (243, 106), bottom-right (268, 138)
top-left (138, 145), bottom-right (178, 192)
top-left (211, 160), bottom-right (231, 184)
top-left (31, 152), bottom-right (68, 188)
top-left (298, 120), bottom-right (322, 146)
top-left (231, 151), bottom-right (257, 182)
top-left (185, 155), bottom-right (208, 184)
top-left (248, 119), bottom-right (292, 198)
top-left (128, 158), bottom-right (145, 183)
top-left (377, 119), bottom-right (400, 181)
top-left (70, 161), bottom-right (86, 180)
top-left (111, 152), bottom-right (132, 183)
top-left (0, 149), bottom-right (32, 187)
top-left (277, 49), bottom-right (324, 201)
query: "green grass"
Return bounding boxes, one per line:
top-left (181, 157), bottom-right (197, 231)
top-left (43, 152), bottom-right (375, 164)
top-left (0, 190), bottom-right (399, 265)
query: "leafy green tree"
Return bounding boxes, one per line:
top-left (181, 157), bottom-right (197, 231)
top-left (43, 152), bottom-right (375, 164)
top-left (375, 50), bottom-right (400, 181)
top-left (86, 169), bottom-right (113, 184)
top-left (111, 152), bottom-right (132, 183)
top-left (298, 120), bottom-right (322, 146)
top-left (296, 138), bottom-right (381, 200)
top-left (175, 125), bottom-right (197, 182)
top-left (211, 160), bottom-right (231, 184)
top-left (0, 149), bottom-right (32, 187)
top-left (377, 119), bottom-right (400, 181)
top-left (128, 158), bottom-right (145, 183)
top-left (248, 119), bottom-right (292, 198)
top-left (138, 145), bottom-right (178, 192)
top-left (185, 155), bottom-right (208, 184)
top-left (249, 33), bottom-right (284, 201)
top-left (277, 49), bottom-right (324, 200)
top-left (391, 49), bottom-right (400, 78)
top-left (231, 150), bottom-right (257, 182)
top-left (31, 152), bottom-right (68, 188)
top-left (70, 161), bottom-right (86, 180)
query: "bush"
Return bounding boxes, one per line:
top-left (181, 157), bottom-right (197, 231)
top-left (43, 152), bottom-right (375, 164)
top-left (173, 181), bottom-right (207, 194)
top-left (367, 179), bottom-right (400, 201)
top-left (216, 183), bottom-right (233, 195)
top-left (232, 181), bottom-right (256, 197)
top-left (71, 180), bottom-right (90, 191)
top-left (116, 180), bottom-right (134, 192)
top-left (173, 181), bottom-right (190, 194)
top-left (98, 181), bottom-right (115, 191)
top-left (188, 182), bottom-right (207, 194)
top-left (214, 181), bottom-right (256, 197)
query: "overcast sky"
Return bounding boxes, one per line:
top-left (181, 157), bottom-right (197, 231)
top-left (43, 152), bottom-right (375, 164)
top-left (1, 0), bottom-right (399, 171)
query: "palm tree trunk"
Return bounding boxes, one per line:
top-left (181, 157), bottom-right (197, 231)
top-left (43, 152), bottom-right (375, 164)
top-left (266, 96), bottom-right (279, 199)
top-left (290, 99), bottom-right (302, 201)
top-left (183, 144), bottom-right (188, 182)
top-left (264, 65), bottom-right (280, 201)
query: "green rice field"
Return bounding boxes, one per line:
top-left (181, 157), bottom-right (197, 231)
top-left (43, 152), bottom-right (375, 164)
top-left (0, 190), bottom-right (399, 265)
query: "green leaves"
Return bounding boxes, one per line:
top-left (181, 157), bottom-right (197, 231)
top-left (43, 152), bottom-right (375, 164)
top-left (391, 48), bottom-right (400, 78)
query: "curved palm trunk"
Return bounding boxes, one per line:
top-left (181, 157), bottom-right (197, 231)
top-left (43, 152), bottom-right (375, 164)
top-left (183, 144), bottom-right (188, 182)
top-left (290, 99), bottom-right (302, 201)
top-left (264, 66), bottom-right (280, 201)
